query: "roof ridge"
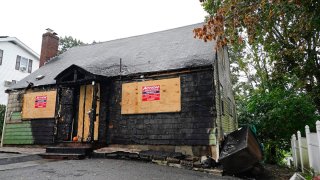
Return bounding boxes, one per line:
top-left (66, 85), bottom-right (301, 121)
top-left (73, 22), bottom-right (205, 49)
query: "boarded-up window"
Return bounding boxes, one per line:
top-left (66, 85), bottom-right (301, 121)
top-left (22, 90), bottom-right (57, 119)
top-left (121, 77), bottom-right (181, 114)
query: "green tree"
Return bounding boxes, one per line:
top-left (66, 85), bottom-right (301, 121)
top-left (196, 0), bottom-right (320, 164)
top-left (58, 36), bottom-right (84, 55)
top-left (196, 0), bottom-right (320, 111)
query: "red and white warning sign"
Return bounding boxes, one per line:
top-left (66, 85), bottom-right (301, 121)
top-left (35, 96), bottom-right (47, 108)
top-left (142, 85), bottom-right (160, 101)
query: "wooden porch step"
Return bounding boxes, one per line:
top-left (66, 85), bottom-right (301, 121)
top-left (39, 153), bottom-right (85, 160)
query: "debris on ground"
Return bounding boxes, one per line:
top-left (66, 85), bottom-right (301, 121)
top-left (289, 172), bottom-right (306, 180)
top-left (219, 126), bottom-right (263, 174)
top-left (93, 148), bottom-right (223, 176)
top-left (200, 156), bottom-right (217, 169)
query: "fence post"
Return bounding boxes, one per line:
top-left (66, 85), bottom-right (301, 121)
top-left (298, 131), bottom-right (304, 173)
top-left (0, 106), bottom-right (9, 147)
top-left (317, 121), bottom-right (320, 169)
top-left (291, 134), bottom-right (298, 168)
top-left (305, 125), bottom-right (313, 170)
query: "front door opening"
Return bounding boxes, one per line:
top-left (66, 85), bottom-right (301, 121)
top-left (56, 83), bottom-right (100, 143)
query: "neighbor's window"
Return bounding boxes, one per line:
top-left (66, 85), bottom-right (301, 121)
top-left (0, 49), bottom-right (3, 65)
top-left (219, 83), bottom-right (225, 115)
top-left (221, 98), bottom-right (225, 115)
top-left (15, 55), bottom-right (33, 73)
top-left (219, 83), bottom-right (223, 98)
top-left (228, 98), bottom-right (233, 116)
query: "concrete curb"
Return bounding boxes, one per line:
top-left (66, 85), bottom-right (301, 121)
top-left (0, 154), bottom-right (42, 165)
top-left (0, 147), bottom-right (45, 155)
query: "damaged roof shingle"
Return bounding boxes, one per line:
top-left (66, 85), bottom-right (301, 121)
top-left (8, 23), bottom-right (215, 90)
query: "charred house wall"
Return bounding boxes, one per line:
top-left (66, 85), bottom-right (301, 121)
top-left (105, 69), bottom-right (216, 146)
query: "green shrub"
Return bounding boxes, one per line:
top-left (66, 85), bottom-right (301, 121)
top-left (238, 88), bottom-right (319, 164)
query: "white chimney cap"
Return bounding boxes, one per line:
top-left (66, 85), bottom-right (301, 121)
top-left (45, 28), bottom-right (54, 33)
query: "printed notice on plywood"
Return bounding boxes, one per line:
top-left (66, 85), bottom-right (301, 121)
top-left (22, 90), bottom-right (57, 119)
top-left (142, 85), bottom-right (160, 101)
top-left (121, 77), bottom-right (181, 114)
top-left (35, 96), bottom-right (47, 108)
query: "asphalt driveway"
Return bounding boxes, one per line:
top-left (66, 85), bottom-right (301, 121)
top-left (0, 158), bottom-right (240, 180)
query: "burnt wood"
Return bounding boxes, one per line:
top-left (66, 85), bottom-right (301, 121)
top-left (30, 119), bottom-right (55, 144)
top-left (56, 87), bottom-right (75, 142)
top-left (106, 70), bottom-right (216, 145)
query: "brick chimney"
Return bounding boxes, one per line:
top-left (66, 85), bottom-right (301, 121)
top-left (39, 29), bottom-right (59, 67)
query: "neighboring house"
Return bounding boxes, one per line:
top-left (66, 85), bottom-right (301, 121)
top-left (1, 24), bottom-right (237, 159)
top-left (0, 36), bottom-right (39, 105)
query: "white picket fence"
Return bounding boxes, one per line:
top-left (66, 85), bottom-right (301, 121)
top-left (291, 121), bottom-right (320, 174)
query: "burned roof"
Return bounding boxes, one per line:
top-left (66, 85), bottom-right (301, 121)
top-left (9, 23), bottom-right (215, 90)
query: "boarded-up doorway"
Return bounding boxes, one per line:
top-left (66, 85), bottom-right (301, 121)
top-left (77, 84), bottom-right (100, 142)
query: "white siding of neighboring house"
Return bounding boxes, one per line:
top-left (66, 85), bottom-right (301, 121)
top-left (0, 41), bottom-right (39, 105)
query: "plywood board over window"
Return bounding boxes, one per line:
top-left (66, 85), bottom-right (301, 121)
top-left (121, 77), bottom-right (181, 114)
top-left (22, 90), bottom-right (57, 119)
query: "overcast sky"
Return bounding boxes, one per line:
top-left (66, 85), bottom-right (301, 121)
top-left (1, 0), bottom-right (207, 55)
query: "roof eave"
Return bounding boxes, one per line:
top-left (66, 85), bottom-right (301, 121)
top-left (0, 37), bottom-right (40, 59)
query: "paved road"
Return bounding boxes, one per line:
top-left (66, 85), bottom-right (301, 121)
top-left (0, 158), bottom-right (240, 180)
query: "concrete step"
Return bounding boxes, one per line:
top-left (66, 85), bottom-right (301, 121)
top-left (39, 153), bottom-right (86, 160)
top-left (46, 146), bottom-right (92, 155)
top-left (54, 142), bottom-right (93, 148)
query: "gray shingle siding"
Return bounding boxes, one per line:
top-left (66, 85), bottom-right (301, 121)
top-left (107, 70), bottom-right (216, 145)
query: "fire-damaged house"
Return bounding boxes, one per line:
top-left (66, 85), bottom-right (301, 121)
top-left (1, 24), bottom-right (237, 159)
